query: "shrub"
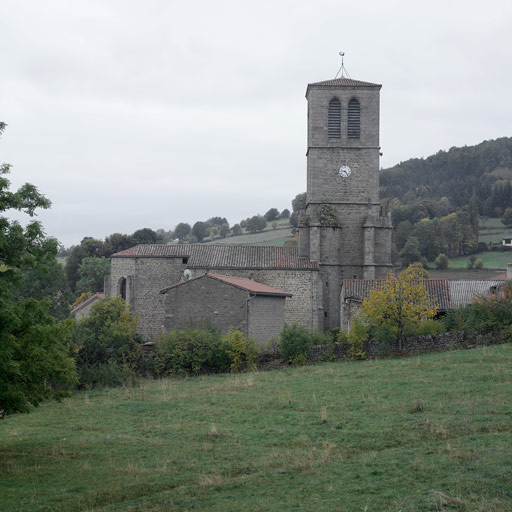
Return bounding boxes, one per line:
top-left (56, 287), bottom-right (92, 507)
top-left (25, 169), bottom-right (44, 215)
top-left (346, 319), bottom-right (367, 360)
top-left (223, 329), bottom-right (259, 372)
top-left (474, 258), bottom-right (484, 268)
top-left (414, 319), bottom-right (445, 336)
top-left (279, 324), bottom-right (314, 365)
top-left (435, 253), bottom-right (449, 269)
top-left (153, 328), bottom-right (230, 376)
top-left (73, 296), bottom-right (142, 388)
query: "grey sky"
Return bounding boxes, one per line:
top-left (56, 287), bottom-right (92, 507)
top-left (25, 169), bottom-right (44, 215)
top-left (1, 0), bottom-right (511, 247)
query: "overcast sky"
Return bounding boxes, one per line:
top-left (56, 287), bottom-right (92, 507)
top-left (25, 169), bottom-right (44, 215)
top-left (1, 0), bottom-right (511, 247)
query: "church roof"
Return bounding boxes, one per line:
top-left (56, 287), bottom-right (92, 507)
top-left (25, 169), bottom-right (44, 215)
top-left (307, 77), bottom-right (381, 94)
top-left (160, 273), bottom-right (292, 297)
top-left (112, 244), bottom-right (319, 270)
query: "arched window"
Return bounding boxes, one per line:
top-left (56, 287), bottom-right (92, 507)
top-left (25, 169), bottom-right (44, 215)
top-left (118, 277), bottom-right (126, 300)
top-left (348, 98), bottom-right (360, 139)
top-left (328, 97), bottom-right (341, 139)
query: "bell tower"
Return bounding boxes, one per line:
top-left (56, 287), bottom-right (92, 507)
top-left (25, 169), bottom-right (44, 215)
top-left (299, 76), bottom-right (392, 330)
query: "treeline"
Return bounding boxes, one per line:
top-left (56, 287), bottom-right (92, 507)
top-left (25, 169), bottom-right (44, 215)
top-left (63, 202), bottom-right (302, 297)
top-left (376, 137), bottom-right (512, 265)
top-left (380, 136), bottom-right (512, 214)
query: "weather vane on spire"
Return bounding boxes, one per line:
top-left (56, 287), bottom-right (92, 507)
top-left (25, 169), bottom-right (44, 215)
top-left (335, 51), bottom-right (351, 79)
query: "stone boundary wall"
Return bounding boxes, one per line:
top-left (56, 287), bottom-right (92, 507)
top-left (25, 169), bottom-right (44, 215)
top-left (308, 331), bottom-right (509, 362)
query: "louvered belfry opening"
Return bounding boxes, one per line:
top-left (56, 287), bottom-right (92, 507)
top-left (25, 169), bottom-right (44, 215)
top-left (348, 98), bottom-right (360, 139)
top-left (328, 97), bottom-right (341, 139)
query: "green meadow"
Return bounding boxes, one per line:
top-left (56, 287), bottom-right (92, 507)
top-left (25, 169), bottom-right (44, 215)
top-left (1, 345), bottom-right (511, 511)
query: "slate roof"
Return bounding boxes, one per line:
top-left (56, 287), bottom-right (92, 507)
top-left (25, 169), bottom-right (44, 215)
top-left (342, 279), bottom-right (450, 310)
top-left (449, 280), bottom-right (503, 308)
top-left (160, 273), bottom-right (292, 297)
top-left (342, 279), bottom-right (501, 310)
top-left (112, 244), bottom-right (319, 270)
top-left (307, 77), bottom-right (381, 90)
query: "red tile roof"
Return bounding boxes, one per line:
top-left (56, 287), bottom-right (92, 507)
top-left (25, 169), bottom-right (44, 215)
top-left (112, 244), bottom-right (319, 270)
top-left (160, 273), bottom-right (292, 297)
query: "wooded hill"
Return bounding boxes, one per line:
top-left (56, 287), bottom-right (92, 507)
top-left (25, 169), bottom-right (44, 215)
top-left (380, 137), bottom-right (512, 216)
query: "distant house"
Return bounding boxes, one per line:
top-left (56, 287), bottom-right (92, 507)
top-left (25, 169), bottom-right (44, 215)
top-left (502, 238), bottom-right (512, 247)
top-left (70, 292), bottom-right (104, 321)
top-left (340, 280), bottom-right (503, 331)
top-left (159, 273), bottom-right (292, 344)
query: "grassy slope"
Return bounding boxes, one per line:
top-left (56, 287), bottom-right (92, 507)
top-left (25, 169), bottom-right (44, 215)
top-left (1, 346), bottom-right (511, 511)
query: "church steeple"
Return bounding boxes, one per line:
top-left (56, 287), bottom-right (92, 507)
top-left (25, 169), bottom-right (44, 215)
top-left (299, 72), bottom-right (392, 330)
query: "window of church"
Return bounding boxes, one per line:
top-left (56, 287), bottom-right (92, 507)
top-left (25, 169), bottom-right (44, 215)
top-left (328, 98), bottom-right (341, 139)
top-left (348, 98), bottom-right (360, 139)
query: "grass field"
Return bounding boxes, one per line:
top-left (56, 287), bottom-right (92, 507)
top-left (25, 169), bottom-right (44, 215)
top-left (444, 251), bottom-right (511, 270)
top-left (1, 345), bottom-right (511, 511)
top-left (479, 217), bottom-right (512, 244)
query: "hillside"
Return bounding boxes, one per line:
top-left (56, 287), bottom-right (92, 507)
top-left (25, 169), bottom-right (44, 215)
top-left (380, 137), bottom-right (512, 213)
top-left (2, 345), bottom-right (511, 511)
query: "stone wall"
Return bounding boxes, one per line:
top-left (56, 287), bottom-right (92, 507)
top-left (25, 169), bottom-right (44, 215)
top-left (248, 295), bottom-right (287, 344)
top-left (189, 268), bottom-right (320, 330)
top-left (307, 331), bottom-right (508, 362)
top-left (162, 276), bottom-right (247, 334)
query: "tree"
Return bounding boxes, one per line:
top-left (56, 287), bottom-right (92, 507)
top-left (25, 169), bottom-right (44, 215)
top-left (14, 257), bottom-right (74, 320)
top-left (219, 223), bottom-right (230, 238)
top-left (192, 221), bottom-right (209, 242)
top-left (501, 207), bottom-right (512, 227)
top-left (73, 296), bottom-right (141, 387)
top-left (246, 215), bottom-right (267, 232)
top-left (399, 236), bottom-right (421, 266)
top-left (231, 223), bottom-right (242, 235)
top-left (0, 123), bottom-right (77, 415)
top-left (131, 228), bottom-right (161, 245)
top-left (174, 222), bottom-right (191, 241)
top-left (360, 263), bottom-right (437, 351)
top-left (207, 216), bottom-right (228, 227)
top-left (76, 256), bottom-right (111, 294)
top-left (435, 253), bottom-right (449, 270)
top-left (65, 237), bottom-right (105, 294)
top-left (292, 192), bottom-right (306, 213)
top-left (103, 233), bottom-right (134, 256)
top-left (264, 208), bottom-right (279, 222)
top-left (280, 208), bottom-right (290, 219)
top-left (271, 220), bottom-right (278, 230)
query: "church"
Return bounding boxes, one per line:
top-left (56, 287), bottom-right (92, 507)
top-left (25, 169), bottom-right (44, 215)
top-left (104, 76), bottom-right (393, 341)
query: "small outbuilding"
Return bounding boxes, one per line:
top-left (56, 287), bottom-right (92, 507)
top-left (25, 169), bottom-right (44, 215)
top-left (70, 292), bottom-right (105, 321)
top-left (159, 273), bottom-right (292, 344)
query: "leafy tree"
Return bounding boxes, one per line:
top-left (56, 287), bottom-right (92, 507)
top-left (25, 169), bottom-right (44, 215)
top-left (280, 208), bottom-right (290, 219)
top-left (14, 257), bottom-right (73, 320)
top-left (76, 256), bottom-right (111, 294)
top-left (240, 219), bottom-right (247, 229)
top-left (207, 216), bottom-right (228, 227)
top-left (65, 237), bottom-right (105, 294)
top-left (246, 215), bottom-right (267, 233)
top-left (73, 296), bottom-right (141, 387)
top-left (271, 220), bottom-right (278, 230)
top-left (501, 207), bottom-right (512, 226)
top-left (219, 223), bottom-right (230, 238)
top-left (103, 233), bottom-right (134, 256)
top-left (399, 236), bottom-right (421, 266)
top-left (264, 208), bottom-right (279, 222)
top-left (360, 263), bottom-right (437, 350)
top-left (174, 222), bottom-right (191, 241)
top-left (231, 223), bottom-right (242, 235)
top-left (474, 258), bottom-right (484, 268)
top-left (192, 221), bottom-right (209, 242)
top-left (0, 123), bottom-right (77, 415)
top-left (292, 192), bottom-right (307, 213)
top-left (289, 211), bottom-right (299, 228)
top-left (435, 253), bottom-right (449, 270)
top-left (131, 228), bottom-right (161, 245)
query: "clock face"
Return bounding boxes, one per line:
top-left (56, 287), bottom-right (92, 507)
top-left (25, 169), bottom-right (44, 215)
top-left (339, 165), bottom-right (351, 178)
